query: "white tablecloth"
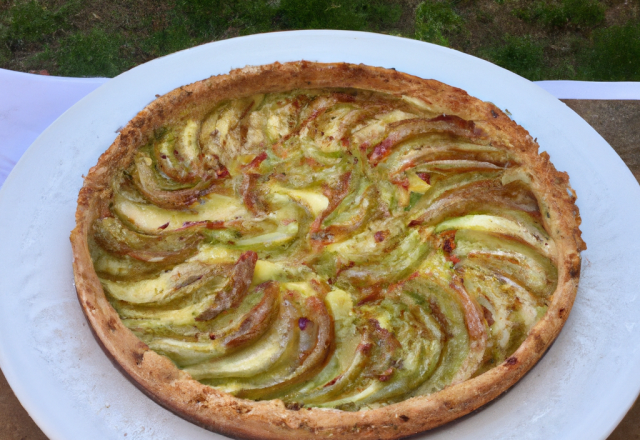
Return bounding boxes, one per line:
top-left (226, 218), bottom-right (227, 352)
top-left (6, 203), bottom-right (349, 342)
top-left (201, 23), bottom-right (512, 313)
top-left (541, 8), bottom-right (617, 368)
top-left (1, 68), bottom-right (639, 188)
top-left (0, 69), bottom-right (107, 188)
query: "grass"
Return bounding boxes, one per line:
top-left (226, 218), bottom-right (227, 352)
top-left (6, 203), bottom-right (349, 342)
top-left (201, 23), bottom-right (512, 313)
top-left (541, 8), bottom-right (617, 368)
top-left (482, 34), bottom-right (545, 80)
top-left (53, 27), bottom-right (132, 77)
top-left (514, 0), bottom-right (606, 29)
top-left (4, 0), bottom-right (77, 43)
top-left (582, 20), bottom-right (640, 80)
top-left (415, 1), bottom-right (463, 47)
top-left (171, 0), bottom-right (403, 41)
top-left (1, 0), bottom-right (639, 81)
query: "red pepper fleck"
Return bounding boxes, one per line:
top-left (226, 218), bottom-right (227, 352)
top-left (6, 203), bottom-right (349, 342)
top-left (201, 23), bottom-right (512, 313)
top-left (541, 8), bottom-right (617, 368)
top-left (209, 333), bottom-right (216, 340)
top-left (205, 220), bottom-right (225, 229)
top-left (396, 177), bottom-right (410, 190)
top-left (157, 222), bottom-right (169, 230)
top-left (357, 291), bottom-right (382, 306)
top-left (482, 306), bottom-right (495, 326)
top-left (441, 230), bottom-right (460, 264)
top-left (387, 272), bottom-right (420, 293)
top-left (358, 343), bottom-right (373, 355)
top-left (369, 140), bottom-right (393, 165)
top-left (378, 368), bottom-right (394, 382)
top-left (416, 172), bottom-right (431, 184)
top-left (303, 157), bottom-right (321, 168)
top-left (441, 230), bottom-right (457, 253)
top-left (443, 239), bottom-right (454, 254)
top-left (335, 261), bottom-right (356, 278)
top-left (298, 317), bottom-right (311, 330)
top-left (244, 152), bottom-right (268, 172)
top-left (369, 318), bottom-right (384, 331)
top-left (216, 166), bottom-right (230, 179)
top-left (374, 230), bottom-right (388, 243)
top-left (308, 109), bottom-right (321, 122)
top-left (324, 374), bottom-right (343, 388)
top-left (178, 220), bottom-right (225, 230)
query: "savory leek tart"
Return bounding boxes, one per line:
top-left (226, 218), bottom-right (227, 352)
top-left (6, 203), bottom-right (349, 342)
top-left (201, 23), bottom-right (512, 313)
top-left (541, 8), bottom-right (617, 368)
top-left (71, 61), bottom-right (585, 439)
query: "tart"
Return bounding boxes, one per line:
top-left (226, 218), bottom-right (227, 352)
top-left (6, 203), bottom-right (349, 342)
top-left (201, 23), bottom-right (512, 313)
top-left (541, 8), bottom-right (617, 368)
top-left (70, 61), bottom-right (585, 439)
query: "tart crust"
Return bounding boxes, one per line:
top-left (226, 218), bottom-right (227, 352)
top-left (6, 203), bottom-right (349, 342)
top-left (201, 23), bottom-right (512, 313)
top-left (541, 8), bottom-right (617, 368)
top-left (71, 61), bottom-right (585, 439)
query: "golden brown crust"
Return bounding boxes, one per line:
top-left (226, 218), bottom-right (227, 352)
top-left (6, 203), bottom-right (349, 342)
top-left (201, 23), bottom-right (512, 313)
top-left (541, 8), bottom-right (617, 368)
top-left (71, 61), bottom-right (584, 439)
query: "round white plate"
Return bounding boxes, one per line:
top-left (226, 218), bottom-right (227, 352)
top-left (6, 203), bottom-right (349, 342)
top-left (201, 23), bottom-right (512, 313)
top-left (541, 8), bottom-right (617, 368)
top-left (1, 30), bottom-right (639, 440)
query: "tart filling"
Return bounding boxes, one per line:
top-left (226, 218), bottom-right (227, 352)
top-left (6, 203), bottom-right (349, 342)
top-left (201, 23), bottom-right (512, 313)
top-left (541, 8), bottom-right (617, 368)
top-left (72, 61), bottom-right (585, 439)
top-left (92, 89), bottom-right (557, 410)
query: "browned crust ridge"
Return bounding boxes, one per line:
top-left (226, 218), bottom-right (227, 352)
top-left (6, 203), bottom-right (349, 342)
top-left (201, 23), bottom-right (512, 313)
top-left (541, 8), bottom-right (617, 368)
top-left (70, 61), bottom-right (585, 440)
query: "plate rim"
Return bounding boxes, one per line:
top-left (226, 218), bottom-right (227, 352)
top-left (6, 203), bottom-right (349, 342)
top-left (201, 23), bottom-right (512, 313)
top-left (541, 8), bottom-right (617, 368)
top-left (1, 29), bottom-right (639, 440)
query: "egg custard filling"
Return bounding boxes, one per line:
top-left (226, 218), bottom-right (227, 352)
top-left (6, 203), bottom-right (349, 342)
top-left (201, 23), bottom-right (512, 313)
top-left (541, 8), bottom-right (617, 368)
top-left (88, 87), bottom-right (561, 411)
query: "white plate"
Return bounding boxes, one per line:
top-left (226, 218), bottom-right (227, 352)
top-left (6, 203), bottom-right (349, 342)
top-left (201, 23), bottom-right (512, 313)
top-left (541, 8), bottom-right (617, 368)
top-left (1, 30), bottom-right (639, 440)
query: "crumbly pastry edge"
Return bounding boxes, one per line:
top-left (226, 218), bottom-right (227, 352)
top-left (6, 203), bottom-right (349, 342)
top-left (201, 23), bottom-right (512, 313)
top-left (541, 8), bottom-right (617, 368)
top-left (70, 61), bottom-right (586, 440)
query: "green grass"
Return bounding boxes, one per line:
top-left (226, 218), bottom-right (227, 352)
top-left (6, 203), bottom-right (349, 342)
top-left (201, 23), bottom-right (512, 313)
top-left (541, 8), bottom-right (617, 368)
top-left (581, 21), bottom-right (640, 80)
top-left (4, 0), bottom-right (77, 43)
top-left (142, 0), bottom-right (403, 59)
top-left (1, 0), bottom-right (639, 81)
top-left (143, 20), bottom-right (195, 60)
top-left (52, 27), bottom-right (132, 77)
top-left (414, 1), bottom-right (462, 47)
top-left (178, 0), bottom-right (274, 38)
top-left (483, 35), bottom-right (545, 80)
top-left (514, 0), bottom-right (605, 28)
top-left (277, 0), bottom-right (402, 31)
top-left (176, 0), bottom-right (402, 40)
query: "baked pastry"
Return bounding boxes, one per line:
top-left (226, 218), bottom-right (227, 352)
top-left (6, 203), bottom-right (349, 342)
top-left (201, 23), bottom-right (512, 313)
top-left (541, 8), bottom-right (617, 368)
top-left (71, 61), bottom-right (585, 439)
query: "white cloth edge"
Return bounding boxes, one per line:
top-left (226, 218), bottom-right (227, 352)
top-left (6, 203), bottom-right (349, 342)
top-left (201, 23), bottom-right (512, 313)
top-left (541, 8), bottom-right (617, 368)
top-left (535, 80), bottom-right (640, 100)
top-left (0, 68), bottom-right (109, 84)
